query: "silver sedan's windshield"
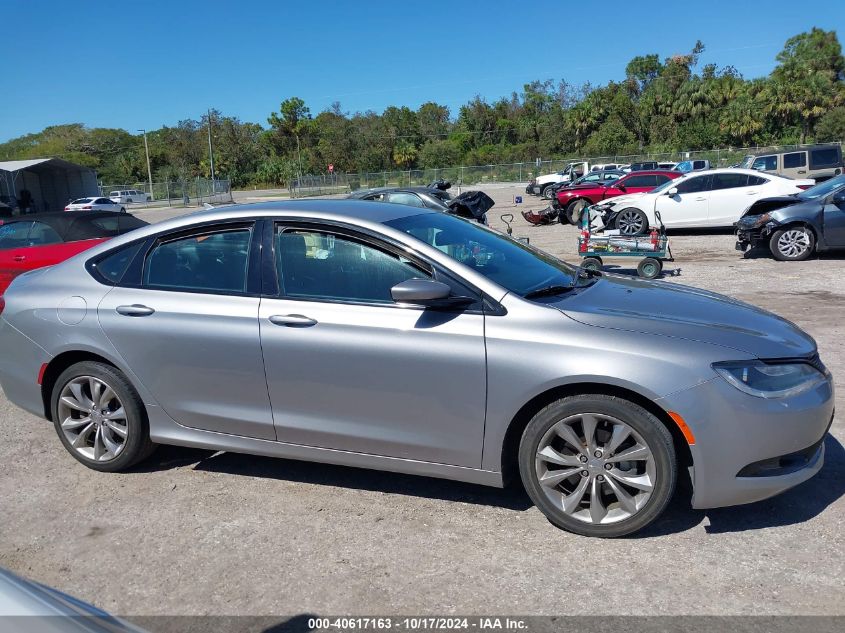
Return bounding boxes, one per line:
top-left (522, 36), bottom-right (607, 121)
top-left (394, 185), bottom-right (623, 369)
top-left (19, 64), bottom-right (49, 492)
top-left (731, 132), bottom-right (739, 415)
top-left (386, 213), bottom-right (576, 296)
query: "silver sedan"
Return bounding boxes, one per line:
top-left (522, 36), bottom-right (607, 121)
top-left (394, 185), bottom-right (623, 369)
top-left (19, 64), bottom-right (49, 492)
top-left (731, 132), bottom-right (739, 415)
top-left (0, 200), bottom-right (834, 537)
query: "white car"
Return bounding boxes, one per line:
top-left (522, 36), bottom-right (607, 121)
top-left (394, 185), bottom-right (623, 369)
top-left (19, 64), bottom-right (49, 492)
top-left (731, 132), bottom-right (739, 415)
top-left (530, 161), bottom-right (589, 196)
top-left (109, 189), bottom-right (149, 204)
top-left (591, 168), bottom-right (814, 234)
top-left (64, 197), bottom-right (126, 213)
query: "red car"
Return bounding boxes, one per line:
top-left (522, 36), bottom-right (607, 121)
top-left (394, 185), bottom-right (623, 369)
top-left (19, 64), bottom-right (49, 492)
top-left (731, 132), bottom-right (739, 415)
top-left (0, 211), bottom-right (147, 294)
top-left (556, 170), bottom-right (682, 224)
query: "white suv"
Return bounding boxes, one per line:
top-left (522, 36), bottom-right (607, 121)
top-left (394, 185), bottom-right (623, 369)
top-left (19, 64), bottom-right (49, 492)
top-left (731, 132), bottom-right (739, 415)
top-left (109, 190), bottom-right (149, 204)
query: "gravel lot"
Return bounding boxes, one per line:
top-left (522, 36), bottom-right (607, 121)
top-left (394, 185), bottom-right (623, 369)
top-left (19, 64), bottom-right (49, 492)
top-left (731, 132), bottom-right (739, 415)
top-left (1, 184), bottom-right (843, 619)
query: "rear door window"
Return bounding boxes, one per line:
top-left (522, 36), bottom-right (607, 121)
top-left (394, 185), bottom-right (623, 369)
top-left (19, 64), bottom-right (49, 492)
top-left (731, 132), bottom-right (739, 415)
top-left (385, 192), bottom-right (425, 208)
top-left (622, 175), bottom-right (657, 188)
top-left (143, 227), bottom-right (253, 293)
top-left (26, 222), bottom-right (63, 245)
top-left (783, 152), bottom-right (807, 169)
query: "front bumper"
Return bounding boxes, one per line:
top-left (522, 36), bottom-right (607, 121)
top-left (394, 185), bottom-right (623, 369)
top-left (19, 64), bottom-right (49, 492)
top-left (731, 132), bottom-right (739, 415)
top-left (735, 218), bottom-right (779, 251)
top-left (656, 371), bottom-right (834, 509)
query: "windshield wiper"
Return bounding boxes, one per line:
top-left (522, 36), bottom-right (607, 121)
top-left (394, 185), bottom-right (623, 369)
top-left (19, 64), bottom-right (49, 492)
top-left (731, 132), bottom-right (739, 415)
top-left (523, 284), bottom-right (576, 299)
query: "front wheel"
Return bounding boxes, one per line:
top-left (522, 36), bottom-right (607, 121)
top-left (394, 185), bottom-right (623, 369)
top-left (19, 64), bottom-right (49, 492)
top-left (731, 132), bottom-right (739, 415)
top-left (51, 361), bottom-right (156, 472)
top-left (519, 395), bottom-right (676, 538)
top-left (539, 184), bottom-right (553, 199)
top-left (565, 199), bottom-right (588, 225)
top-left (637, 257), bottom-right (663, 279)
top-left (770, 226), bottom-right (814, 261)
top-left (615, 208), bottom-right (648, 236)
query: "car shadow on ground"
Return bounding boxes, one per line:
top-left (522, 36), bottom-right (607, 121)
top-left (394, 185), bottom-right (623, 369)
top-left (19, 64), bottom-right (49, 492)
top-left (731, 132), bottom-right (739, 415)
top-left (134, 434), bottom-right (844, 536)
top-left (600, 263), bottom-right (684, 280)
top-left (136, 444), bottom-right (534, 511)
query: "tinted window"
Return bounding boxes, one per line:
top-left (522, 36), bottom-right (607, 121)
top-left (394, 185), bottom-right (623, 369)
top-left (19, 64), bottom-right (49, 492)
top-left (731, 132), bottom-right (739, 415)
top-left (809, 148), bottom-right (840, 169)
top-left (655, 175), bottom-right (673, 185)
top-left (386, 192), bottom-right (425, 208)
top-left (692, 161), bottom-right (708, 169)
top-left (27, 222), bottom-right (62, 245)
top-left (144, 228), bottom-right (252, 293)
top-left (621, 175), bottom-right (657, 188)
top-left (118, 215), bottom-right (148, 233)
top-left (71, 198), bottom-right (93, 204)
top-left (95, 241), bottom-right (144, 284)
top-left (752, 156), bottom-right (777, 171)
top-left (94, 198), bottom-right (113, 204)
top-left (675, 175), bottom-right (711, 194)
top-left (0, 221), bottom-right (34, 249)
top-left (783, 152), bottom-right (806, 169)
top-left (711, 173), bottom-right (750, 190)
top-left (748, 175), bottom-right (768, 186)
top-left (275, 228), bottom-right (429, 303)
top-left (89, 217), bottom-right (121, 236)
top-left (386, 213), bottom-right (577, 296)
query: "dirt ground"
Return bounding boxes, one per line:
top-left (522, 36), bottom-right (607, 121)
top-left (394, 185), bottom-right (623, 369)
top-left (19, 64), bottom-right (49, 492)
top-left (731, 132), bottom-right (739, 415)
top-left (0, 184), bottom-right (843, 620)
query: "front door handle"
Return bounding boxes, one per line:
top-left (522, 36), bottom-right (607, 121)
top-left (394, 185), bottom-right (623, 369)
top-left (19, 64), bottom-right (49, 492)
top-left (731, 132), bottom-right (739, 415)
top-left (116, 304), bottom-right (155, 317)
top-left (269, 314), bottom-right (318, 327)
top-left (746, 191), bottom-right (758, 195)
top-left (798, 170), bottom-right (806, 174)
top-left (13, 255), bottom-right (25, 262)
top-left (694, 197), bottom-right (706, 201)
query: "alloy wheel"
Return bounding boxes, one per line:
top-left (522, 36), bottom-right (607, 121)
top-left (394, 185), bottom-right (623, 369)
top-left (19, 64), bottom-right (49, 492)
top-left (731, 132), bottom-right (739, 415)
top-left (57, 376), bottom-right (128, 462)
top-left (617, 210), bottom-right (644, 235)
top-left (534, 413), bottom-right (656, 525)
top-left (777, 229), bottom-right (811, 259)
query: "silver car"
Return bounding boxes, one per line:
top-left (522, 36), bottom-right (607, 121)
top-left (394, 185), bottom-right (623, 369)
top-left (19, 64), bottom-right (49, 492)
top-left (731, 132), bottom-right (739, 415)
top-left (0, 200), bottom-right (834, 537)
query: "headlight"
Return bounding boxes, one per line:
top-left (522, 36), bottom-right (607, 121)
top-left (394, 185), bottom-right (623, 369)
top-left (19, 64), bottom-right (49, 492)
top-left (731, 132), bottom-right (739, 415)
top-left (738, 212), bottom-right (771, 229)
top-left (594, 201), bottom-right (615, 212)
top-left (712, 360), bottom-right (828, 399)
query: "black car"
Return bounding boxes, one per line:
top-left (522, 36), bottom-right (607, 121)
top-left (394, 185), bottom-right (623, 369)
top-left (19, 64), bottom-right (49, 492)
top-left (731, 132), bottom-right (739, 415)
top-left (736, 175), bottom-right (845, 261)
top-left (349, 186), bottom-right (453, 210)
top-left (348, 186), bottom-right (493, 223)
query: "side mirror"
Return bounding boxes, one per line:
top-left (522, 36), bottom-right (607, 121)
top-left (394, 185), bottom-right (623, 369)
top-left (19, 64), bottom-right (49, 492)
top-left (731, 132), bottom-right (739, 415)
top-left (617, 184), bottom-right (626, 192)
top-left (391, 278), bottom-right (461, 307)
top-left (665, 187), bottom-right (678, 196)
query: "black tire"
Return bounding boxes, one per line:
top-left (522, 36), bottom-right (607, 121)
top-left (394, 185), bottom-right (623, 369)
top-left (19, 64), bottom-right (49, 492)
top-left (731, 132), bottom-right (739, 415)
top-left (581, 256), bottom-right (603, 272)
top-left (519, 394), bottom-right (676, 538)
top-left (120, 207), bottom-right (126, 214)
top-left (637, 257), bottom-right (662, 279)
top-left (769, 226), bottom-right (815, 261)
top-left (51, 361), bottom-right (156, 472)
top-left (539, 184), bottom-right (553, 199)
top-left (614, 208), bottom-right (648, 236)
top-left (565, 199), bottom-right (588, 225)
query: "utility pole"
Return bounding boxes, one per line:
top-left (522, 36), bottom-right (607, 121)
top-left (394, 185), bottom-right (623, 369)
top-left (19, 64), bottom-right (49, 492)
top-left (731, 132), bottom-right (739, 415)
top-left (138, 129), bottom-right (154, 201)
top-left (295, 133), bottom-right (304, 190)
top-left (207, 108), bottom-right (216, 184)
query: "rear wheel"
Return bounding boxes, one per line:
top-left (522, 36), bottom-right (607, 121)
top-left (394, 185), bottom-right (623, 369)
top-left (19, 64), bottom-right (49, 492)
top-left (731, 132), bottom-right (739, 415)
top-left (770, 226), bottom-right (814, 261)
top-left (519, 395), bottom-right (676, 538)
top-left (540, 184), bottom-right (553, 199)
top-left (637, 257), bottom-right (662, 279)
top-left (615, 208), bottom-right (648, 235)
top-left (565, 199), bottom-right (588, 225)
top-left (51, 361), bottom-right (156, 472)
top-left (581, 257), bottom-right (603, 272)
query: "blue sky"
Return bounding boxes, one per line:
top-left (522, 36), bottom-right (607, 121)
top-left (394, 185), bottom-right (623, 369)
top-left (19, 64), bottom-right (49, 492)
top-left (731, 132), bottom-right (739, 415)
top-left (2, 0), bottom-right (844, 142)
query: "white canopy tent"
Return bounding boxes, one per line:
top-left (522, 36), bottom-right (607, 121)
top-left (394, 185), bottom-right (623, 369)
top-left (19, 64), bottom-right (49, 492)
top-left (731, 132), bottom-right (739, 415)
top-left (0, 158), bottom-right (99, 214)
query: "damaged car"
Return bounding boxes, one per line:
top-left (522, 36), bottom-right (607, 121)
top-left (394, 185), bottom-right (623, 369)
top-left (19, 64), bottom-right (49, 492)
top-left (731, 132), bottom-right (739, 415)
top-left (736, 175), bottom-right (845, 261)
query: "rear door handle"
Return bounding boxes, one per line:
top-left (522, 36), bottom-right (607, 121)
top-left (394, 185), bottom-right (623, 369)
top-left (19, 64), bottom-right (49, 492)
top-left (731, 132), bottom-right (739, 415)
top-left (13, 255), bottom-right (25, 262)
top-left (116, 304), bottom-right (155, 317)
top-left (269, 314), bottom-right (317, 327)
top-left (746, 191), bottom-right (758, 195)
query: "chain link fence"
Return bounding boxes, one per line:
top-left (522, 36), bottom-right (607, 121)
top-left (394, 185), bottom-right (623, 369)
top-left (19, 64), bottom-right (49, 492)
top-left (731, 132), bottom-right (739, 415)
top-left (99, 178), bottom-right (233, 207)
top-left (284, 142), bottom-right (843, 198)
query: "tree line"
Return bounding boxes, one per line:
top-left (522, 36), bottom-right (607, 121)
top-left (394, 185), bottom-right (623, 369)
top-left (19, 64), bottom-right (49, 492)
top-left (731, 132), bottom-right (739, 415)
top-left (1, 28), bottom-right (843, 188)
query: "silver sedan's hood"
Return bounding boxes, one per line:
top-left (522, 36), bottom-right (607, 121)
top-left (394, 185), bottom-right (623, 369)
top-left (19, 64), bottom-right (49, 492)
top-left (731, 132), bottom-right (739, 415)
top-left (550, 275), bottom-right (816, 359)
